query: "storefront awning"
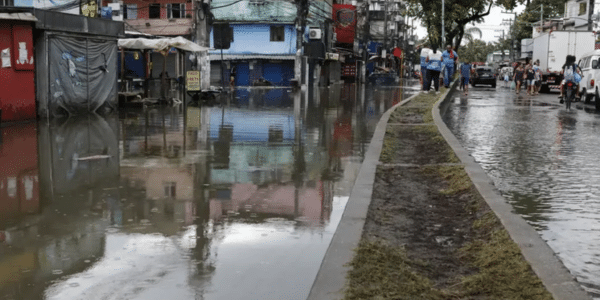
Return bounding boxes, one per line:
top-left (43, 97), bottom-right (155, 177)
top-left (0, 12), bottom-right (37, 22)
top-left (118, 37), bottom-right (208, 52)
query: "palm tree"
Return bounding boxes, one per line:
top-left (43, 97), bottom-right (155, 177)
top-left (455, 27), bottom-right (483, 45)
top-left (464, 27), bottom-right (483, 43)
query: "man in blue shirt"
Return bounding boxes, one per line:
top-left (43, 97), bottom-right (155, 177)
top-left (442, 45), bottom-right (458, 88)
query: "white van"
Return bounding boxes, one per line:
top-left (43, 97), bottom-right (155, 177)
top-left (579, 50), bottom-right (600, 109)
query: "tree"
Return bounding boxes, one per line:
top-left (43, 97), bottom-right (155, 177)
top-left (405, 0), bottom-right (498, 50)
top-left (512, 0), bottom-right (565, 42)
top-left (460, 27), bottom-right (483, 45)
top-left (458, 39), bottom-right (496, 63)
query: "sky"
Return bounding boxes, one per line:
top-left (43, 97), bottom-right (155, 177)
top-left (413, 4), bottom-right (527, 44)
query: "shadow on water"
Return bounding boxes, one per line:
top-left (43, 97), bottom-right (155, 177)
top-left (0, 80), bottom-right (419, 300)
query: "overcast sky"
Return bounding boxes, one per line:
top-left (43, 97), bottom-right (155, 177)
top-left (413, 4), bottom-right (527, 44)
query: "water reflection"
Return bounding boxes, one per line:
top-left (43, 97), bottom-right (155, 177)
top-left (443, 88), bottom-right (600, 298)
top-left (0, 82), bottom-right (417, 300)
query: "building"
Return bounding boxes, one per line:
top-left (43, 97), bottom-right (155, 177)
top-left (563, 0), bottom-right (596, 31)
top-left (34, 9), bottom-right (123, 118)
top-left (208, 0), bottom-right (332, 87)
top-left (0, 9), bottom-right (36, 122)
top-left (119, 0), bottom-right (195, 85)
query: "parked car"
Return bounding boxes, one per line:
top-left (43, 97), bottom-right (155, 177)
top-left (579, 49), bottom-right (600, 109)
top-left (470, 66), bottom-right (496, 88)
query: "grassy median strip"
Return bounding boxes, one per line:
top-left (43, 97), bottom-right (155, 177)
top-left (344, 88), bottom-right (553, 300)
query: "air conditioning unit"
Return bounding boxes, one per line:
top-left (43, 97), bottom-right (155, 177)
top-left (309, 28), bottom-right (322, 40)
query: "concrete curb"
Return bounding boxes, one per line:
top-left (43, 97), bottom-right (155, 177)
top-left (433, 85), bottom-right (592, 299)
top-left (306, 90), bottom-right (423, 300)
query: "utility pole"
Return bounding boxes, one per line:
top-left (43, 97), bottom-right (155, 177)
top-left (588, 0), bottom-right (595, 31)
top-left (502, 10), bottom-right (517, 62)
top-left (362, 1), bottom-right (369, 82)
top-left (494, 29), bottom-right (505, 62)
top-left (441, 0), bottom-right (445, 47)
top-left (383, 0), bottom-right (388, 62)
top-left (295, 0), bottom-right (308, 85)
top-left (540, 4), bottom-right (543, 32)
top-left (195, 0), bottom-right (210, 91)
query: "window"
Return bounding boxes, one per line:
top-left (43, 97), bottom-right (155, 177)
top-left (593, 59), bottom-right (599, 69)
top-left (579, 2), bottom-right (586, 16)
top-left (167, 3), bottom-right (185, 19)
top-left (123, 4), bottom-right (137, 19)
top-left (270, 26), bottom-right (285, 42)
top-left (149, 4), bottom-right (161, 19)
top-left (164, 182), bottom-right (176, 198)
top-left (0, 0), bottom-right (14, 6)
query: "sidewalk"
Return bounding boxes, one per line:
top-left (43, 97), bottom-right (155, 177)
top-left (308, 81), bottom-right (591, 300)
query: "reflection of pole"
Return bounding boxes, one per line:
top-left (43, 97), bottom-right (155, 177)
top-left (162, 109), bottom-right (167, 156)
top-left (145, 109), bottom-right (149, 154)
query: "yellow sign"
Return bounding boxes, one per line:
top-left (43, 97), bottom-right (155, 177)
top-left (186, 71), bottom-right (200, 91)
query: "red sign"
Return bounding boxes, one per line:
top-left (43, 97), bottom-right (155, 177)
top-left (333, 4), bottom-right (356, 44)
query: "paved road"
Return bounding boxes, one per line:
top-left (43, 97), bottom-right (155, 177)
top-left (443, 83), bottom-right (600, 299)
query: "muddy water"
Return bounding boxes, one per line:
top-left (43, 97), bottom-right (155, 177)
top-left (0, 82), bottom-right (418, 300)
top-left (443, 87), bottom-right (600, 298)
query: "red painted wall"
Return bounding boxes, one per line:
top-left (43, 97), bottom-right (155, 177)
top-left (0, 21), bottom-right (36, 122)
top-left (332, 4), bottom-right (356, 44)
top-left (0, 123), bottom-right (39, 225)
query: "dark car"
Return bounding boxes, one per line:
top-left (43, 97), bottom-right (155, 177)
top-left (470, 67), bottom-right (496, 88)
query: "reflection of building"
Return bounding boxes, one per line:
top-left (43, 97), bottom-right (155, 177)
top-left (209, 181), bottom-right (327, 223)
top-left (38, 114), bottom-right (120, 196)
top-left (0, 123), bottom-right (39, 226)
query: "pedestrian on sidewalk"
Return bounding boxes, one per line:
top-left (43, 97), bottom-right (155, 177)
top-left (442, 45), bottom-right (458, 88)
top-left (460, 60), bottom-right (471, 95)
top-left (424, 45), bottom-right (443, 93)
top-left (533, 61), bottom-right (542, 95)
top-left (513, 62), bottom-right (524, 95)
top-left (526, 62), bottom-right (536, 95)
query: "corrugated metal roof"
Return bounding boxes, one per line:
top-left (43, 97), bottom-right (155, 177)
top-left (210, 53), bottom-right (295, 60)
top-left (0, 12), bottom-right (37, 22)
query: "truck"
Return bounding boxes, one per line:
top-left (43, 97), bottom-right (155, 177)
top-left (532, 30), bottom-right (595, 92)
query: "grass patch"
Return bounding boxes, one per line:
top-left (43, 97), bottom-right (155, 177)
top-left (415, 125), bottom-right (460, 164)
top-left (344, 239), bottom-right (444, 300)
top-left (458, 221), bottom-right (553, 300)
top-left (436, 165), bottom-right (472, 195)
top-left (379, 128), bottom-right (398, 163)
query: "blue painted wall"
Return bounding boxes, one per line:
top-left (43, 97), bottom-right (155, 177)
top-left (210, 24), bottom-right (297, 55)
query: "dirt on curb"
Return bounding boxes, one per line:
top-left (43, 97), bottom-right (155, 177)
top-left (343, 88), bottom-right (554, 300)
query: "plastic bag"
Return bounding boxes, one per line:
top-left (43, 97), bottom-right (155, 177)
top-left (574, 73), bottom-right (582, 84)
top-left (510, 81), bottom-right (516, 90)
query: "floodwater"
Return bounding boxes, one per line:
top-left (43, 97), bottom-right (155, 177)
top-left (0, 81), bottom-right (418, 300)
top-left (443, 86), bottom-right (600, 299)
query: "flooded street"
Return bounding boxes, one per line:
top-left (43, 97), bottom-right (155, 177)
top-left (443, 85), bottom-right (600, 298)
top-left (0, 82), bottom-right (418, 300)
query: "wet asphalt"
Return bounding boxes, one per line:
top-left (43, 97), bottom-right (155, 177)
top-left (0, 82), bottom-right (419, 300)
top-left (443, 81), bottom-right (600, 299)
